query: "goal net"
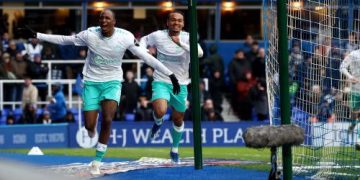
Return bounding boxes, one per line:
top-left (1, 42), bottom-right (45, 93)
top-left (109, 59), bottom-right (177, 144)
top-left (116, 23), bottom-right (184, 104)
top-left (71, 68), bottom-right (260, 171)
top-left (264, 0), bottom-right (360, 178)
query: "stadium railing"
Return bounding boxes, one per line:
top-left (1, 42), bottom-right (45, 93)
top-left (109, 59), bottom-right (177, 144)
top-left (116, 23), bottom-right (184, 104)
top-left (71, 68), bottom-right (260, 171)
top-left (1, 59), bottom-right (209, 111)
top-left (1, 79), bottom-right (77, 110)
top-left (0, 59), bottom-right (145, 110)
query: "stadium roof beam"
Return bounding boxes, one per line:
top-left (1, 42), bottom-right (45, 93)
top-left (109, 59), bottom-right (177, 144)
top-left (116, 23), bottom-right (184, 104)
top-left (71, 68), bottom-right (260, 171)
top-left (2, 4), bottom-right (353, 10)
top-left (0, 2), bottom-right (262, 10)
top-left (0, 6), bottom-right (262, 10)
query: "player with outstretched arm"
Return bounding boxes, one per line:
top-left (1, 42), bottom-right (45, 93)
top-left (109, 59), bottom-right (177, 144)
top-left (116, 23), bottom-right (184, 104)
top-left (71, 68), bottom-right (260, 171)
top-left (20, 9), bottom-right (181, 174)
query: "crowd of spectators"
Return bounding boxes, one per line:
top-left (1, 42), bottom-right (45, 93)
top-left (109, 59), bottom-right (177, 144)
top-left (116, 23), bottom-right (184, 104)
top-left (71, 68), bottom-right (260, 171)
top-left (0, 28), bottom-right (269, 125)
top-left (0, 29), bottom-right (86, 125)
top-left (222, 35), bottom-right (269, 120)
top-left (2, 13), bottom-right (358, 129)
top-left (279, 32), bottom-right (358, 124)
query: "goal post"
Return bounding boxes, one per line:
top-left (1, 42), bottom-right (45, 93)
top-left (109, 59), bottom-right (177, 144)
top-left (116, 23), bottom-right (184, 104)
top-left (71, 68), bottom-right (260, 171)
top-left (264, 0), bottom-right (360, 178)
top-left (276, 0), bottom-right (293, 179)
top-left (188, 0), bottom-right (203, 170)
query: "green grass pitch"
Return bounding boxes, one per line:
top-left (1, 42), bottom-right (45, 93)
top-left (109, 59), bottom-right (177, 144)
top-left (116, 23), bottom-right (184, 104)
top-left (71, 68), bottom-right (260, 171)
top-left (1, 147), bottom-right (271, 171)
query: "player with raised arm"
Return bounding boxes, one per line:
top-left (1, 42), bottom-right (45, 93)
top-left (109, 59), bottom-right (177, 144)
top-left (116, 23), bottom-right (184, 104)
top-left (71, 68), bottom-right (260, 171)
top-left (19, 9), bottom-right (180, 174)
top-left (340, 49), bottom-right (360, 150)
top-left (140, 10), bottom-right (204, 163)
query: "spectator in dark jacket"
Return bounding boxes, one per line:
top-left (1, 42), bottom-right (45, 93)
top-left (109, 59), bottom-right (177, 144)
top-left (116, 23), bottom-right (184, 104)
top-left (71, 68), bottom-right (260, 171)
top-left (27, 54), bottom-right (48, 79)
top-left (202, 44), bottom-right (225, 77)
top-left (201, 98), bottom-right (223, 121)
top-left (144, 67), bottom-right (154, 100)
top-left (236, 71), bottom-right (257, 120)
top-left (6, 40), bottom-right (18, 58)
top-left (252, 48), bottom-right (266, 80)
top-left (2, 53), bottom-right (17, 108)
top-left (250, 79), bottom-right (268, 120)
top-left (120, 71), bottom-right (141, 118)
top-left (324, 47), bottom-right (341, 89)
top-left (27, 54), bottom-right (48, 102)
top-left (288, 44), bottom-right (304, 82)
top-left (209, 70), bottom-right (225, 113)
top-left (42, 46), bottom-right (57, 60)
top-left (243, 35), bottom-right (254, 53)
top-left (245, 41), bottom-right (259, 63)
top-left (0, 62), bottom-right (6, 79)
top-left (228, 49), bottom-right (252, 115)
top-left (135, 95), bottom-right (153, 121)
top-left (1, 53), bottom-right (15, 79)
top-left (19, 103), bottom-right (37, 124)
top-left (228, 50), bottom-right (252, 86)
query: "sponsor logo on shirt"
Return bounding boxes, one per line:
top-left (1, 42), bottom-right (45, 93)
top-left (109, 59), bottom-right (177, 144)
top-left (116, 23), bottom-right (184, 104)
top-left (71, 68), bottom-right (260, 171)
top-left (157, 51), bottom-right (182, 64)
top-left (93, 55), bottom-right (120, 65)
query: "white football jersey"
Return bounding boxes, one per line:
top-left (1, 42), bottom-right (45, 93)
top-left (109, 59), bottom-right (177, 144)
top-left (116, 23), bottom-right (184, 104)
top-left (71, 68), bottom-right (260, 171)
top-left (75, 27), bottom-right (135, 81)
top-left (340, 49), bottom-right (360, 92)
top-left (37, 27), bottom-right (173, 82)
top-left (140, 30), bottom-right (203, 85)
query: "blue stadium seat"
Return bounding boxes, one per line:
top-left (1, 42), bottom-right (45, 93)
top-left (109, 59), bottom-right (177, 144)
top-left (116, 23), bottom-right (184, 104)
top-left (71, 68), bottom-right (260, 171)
top-left (2, 108), bottom-right (11, 115)
top-left (0, 115), bottom-right (6, 125)
top-left (0, 108), bottom-right (12, 125)
top-left (74, 111), bottom-right (82, 122)
top-left (125, 113), bottom-right (135, 121)
top-left (74, 114), bottom-right (79, 122)
top-left (69, 107), bottom-right (80, 115)
top-left (291, 107), bottom-right (309, 123)
top-left (13, 108), bottom-right (23, 121)
top-left (36, 108), bottom-right (44, 118)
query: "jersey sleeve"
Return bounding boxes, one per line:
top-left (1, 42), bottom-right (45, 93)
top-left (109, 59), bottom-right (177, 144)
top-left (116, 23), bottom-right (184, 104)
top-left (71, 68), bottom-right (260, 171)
top-left (73, 30), bottom-right (88, 46)
top-left (140, 32), bottom-right (157, 48)
top-left (127, 33), bottom-right (173, 76)
top-left (139, 35), bottom-right (148, 49)
top-left (36, 30), bottom-right (88, 46)
top-left (178, 34), bottom-right (204, 58)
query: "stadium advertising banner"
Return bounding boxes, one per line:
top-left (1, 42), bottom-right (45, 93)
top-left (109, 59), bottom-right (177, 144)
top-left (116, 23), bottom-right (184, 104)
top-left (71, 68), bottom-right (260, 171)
top-left (0, 121), bottom-right (266, 149)
top-left (0, 124), bottom-right (68, 149)
top-left (311, 122), bottom-right (360, 147)
top-left (69, 121), bottom-right (267, 148)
